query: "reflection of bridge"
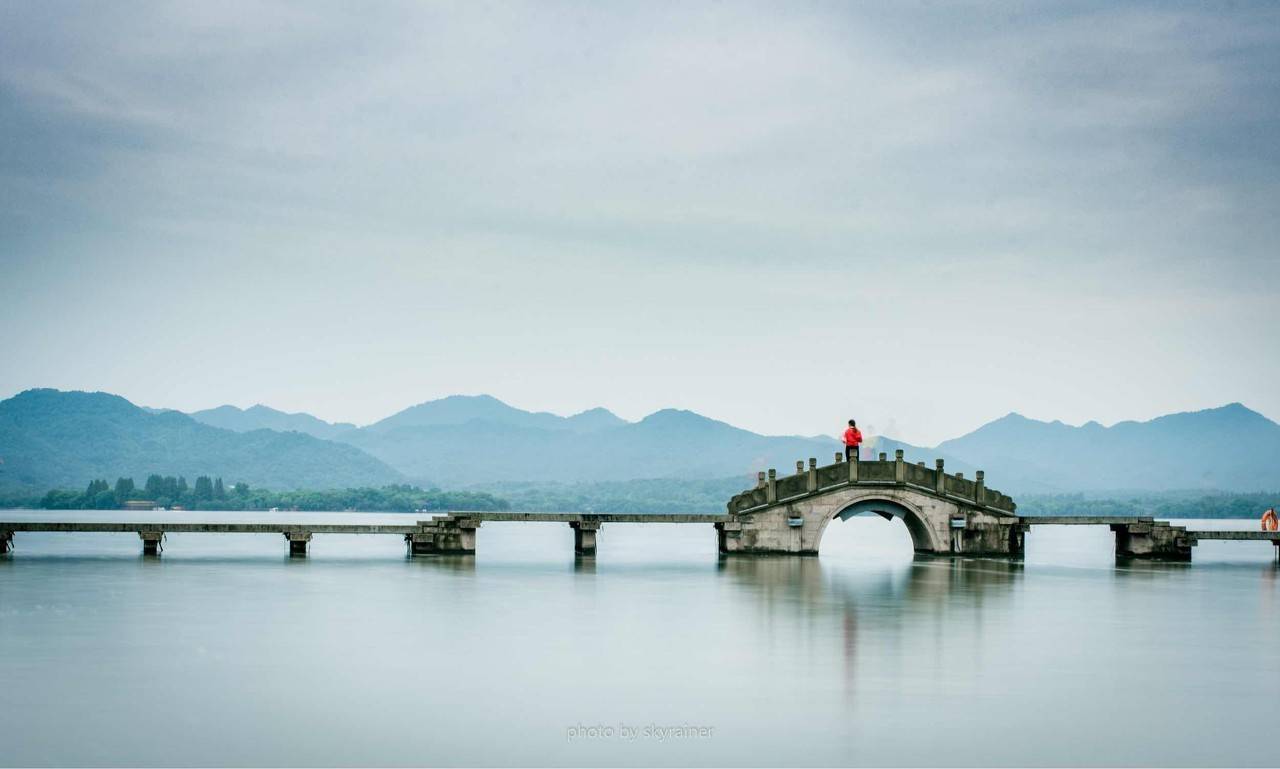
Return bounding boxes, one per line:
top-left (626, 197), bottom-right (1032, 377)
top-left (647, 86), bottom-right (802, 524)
top-left (2, 452), bottom-right (1277, 561)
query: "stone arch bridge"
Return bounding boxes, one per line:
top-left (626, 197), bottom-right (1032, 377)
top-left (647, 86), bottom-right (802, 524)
top-left (717, 451), bottom-right (1024, 557)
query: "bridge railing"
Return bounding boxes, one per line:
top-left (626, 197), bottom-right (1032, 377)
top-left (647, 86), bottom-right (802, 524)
top-left (728, 451), bottom-right (1016, 515)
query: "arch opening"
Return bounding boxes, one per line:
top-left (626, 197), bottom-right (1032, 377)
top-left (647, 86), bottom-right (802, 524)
top-left (824, 498), bottom-right (940, 555)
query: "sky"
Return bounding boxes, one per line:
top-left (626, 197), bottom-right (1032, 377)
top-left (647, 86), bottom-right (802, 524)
top-left (2, 1), bottom-right (1278, 446)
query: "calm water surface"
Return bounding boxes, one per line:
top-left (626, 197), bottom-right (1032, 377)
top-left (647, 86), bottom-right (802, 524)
top-left (1, 511), bottom-right (1277, 767)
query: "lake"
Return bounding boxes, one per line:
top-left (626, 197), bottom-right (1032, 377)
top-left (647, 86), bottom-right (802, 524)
top-left (1, 511), bottom-right (1277, 767)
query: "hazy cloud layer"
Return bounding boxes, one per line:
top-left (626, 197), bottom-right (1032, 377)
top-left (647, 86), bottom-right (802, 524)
top-left (2, 1), bottom-right (1278, 445)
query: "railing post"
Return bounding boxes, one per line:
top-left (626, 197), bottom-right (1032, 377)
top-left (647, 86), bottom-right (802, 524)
top-left (756, 471), bottom-right (766, 489)
top-left (894, 449), bottom-right (905, 484)
top-left (835, 451), bottom-right (844, 464)
top-left (766, 469), bottom-right (777, 503)
top-left (935, 459), bottom-right (945, 495)
top-left (974, 470), bottom-right (985, 506)
top-left (807, 458), bottom-right (818, 492)
top-left (796, 460), bottom-right (804, 476)
top-left (848, 451), bottom-right (859, 484)
top-left (878, 452), bottom-right (887, 461)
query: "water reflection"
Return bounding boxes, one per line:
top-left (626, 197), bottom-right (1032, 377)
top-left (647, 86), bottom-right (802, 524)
top-left (720, 554), bottom-right (1023, 703)
top-left (3, 514), bottom-right (1278, 766)
top-left (407, 553), bottom-right (476, 572)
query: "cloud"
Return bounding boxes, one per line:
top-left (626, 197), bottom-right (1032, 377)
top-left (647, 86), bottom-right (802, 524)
top-left (1, 1), bottom-right (1278, 443)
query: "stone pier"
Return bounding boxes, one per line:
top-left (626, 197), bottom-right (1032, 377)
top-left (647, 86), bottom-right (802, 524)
top-left (406, 517), bottom-right (479, 556)
top-left (285, 531), bottom-right (312, 557)
top-left (570, 521), bottom-right (601, 555)
top-left (1111, 521), bottom-right (1193, 561)
top-left (139, 530), bottom-right (164, 556)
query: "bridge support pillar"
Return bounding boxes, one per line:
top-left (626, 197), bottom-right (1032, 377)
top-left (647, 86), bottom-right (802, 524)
top-left (570, 521), bottom-right (601, 556)
top-left (950, 518), bottom-right (1025, 557)
top-left (285, 531), bottom-right (312, 557)
top-left (715, 521), bottom-right (741, 554)
top-left (139, 531), bottom-right (164, 556)
top-left (406, 519), bottom-right (478, 556)
top-left (1111, 522), bottom-right (1192, 561)
top-left (1, 530), bottom-right (12, 554)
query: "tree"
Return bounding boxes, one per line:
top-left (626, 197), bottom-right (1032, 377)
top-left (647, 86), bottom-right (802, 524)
top-left (213, 477), bottom-right (226, 500)
top-left (84, 479), bottom-right (108, 499)
top-left (194, 475), bottom-right (213, 500)
top-left (145, 474), bottom-right (164, 498)
top-left (114, 477), bottom-right (135, 502)
top-left (233, 482), bottom-right (249, 496)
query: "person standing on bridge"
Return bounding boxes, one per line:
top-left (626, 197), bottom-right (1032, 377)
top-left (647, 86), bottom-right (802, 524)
top-left (843, 420), bottom-right (863, 462)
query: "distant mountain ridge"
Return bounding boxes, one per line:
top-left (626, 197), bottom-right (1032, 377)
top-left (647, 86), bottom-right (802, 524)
top-left (5, 389), bottom-right (1278, 499)
top-left (190, 404), bottom-right (356, 440)
top-left (363, 394), bottom-right (628, 435)
top-left (198, 395), bottom-right (1280, 493)
top-left (937, 403), bottom-right (1280, 492)
top-left (0, 389), bottom-right (402, 495)
top-left (338, 405), bottom-right (853, 486)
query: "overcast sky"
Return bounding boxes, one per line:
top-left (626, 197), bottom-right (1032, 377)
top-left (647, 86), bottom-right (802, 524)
top-left (2, 1), bottom-right (1278, 445)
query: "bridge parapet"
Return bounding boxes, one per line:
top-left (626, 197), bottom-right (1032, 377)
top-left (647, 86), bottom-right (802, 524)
top-left (727, 452), bottom-right (1016, 517)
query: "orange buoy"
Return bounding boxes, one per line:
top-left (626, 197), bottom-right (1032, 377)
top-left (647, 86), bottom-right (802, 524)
top-left (1263, 508), bottom-right (1279, 532)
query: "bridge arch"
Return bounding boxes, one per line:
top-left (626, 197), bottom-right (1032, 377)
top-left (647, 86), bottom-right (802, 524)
top-left (814, 494), bottom-right (943, 555)
top-left (718, 455), bottom-right (1022, 557)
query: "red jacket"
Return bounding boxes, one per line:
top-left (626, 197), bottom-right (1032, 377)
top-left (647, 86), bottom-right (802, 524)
top-left (843, 427), bottom-right (862, 447)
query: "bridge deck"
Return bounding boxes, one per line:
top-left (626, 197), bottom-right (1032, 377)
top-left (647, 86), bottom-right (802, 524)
top-left (0, 512), bottom-right (728, 535)
top-left (443, 512), bottom-right (728, 524)
top-left (3, 515), bottom-right (1274, 561)
top-left (1186, 530), bottom-right (1280, 541)
top-left (0, 521), bottom-right (421, 534)
top-left (1019, 517), bottom-right (1280, 542)
top-left (1020, 516), bottom-right (1156, 525)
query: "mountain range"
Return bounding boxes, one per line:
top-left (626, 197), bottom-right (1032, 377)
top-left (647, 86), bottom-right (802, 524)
top-left (936, 404), bottom-right (1280, 492)
top-left (0, 389), bottom-right (402, 495)
top-left (188, 404), bottom-right (357, 440)
top-left (1, 388), bottom-right (1277, 500)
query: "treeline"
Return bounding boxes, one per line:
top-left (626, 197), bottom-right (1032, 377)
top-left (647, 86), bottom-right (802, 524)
top-left (1017, 492), bottom-right (1279, 519)
top-left (43, 474), bottom-right (246, 509)
top-left (489, 483), bottom-right (1278, 518)
top-left (37, 475), bottom-right (509, 512)
top-left (13, 476), bottom-right (1277, 518)
top-left (485, 477), bottom-right (750, 514)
